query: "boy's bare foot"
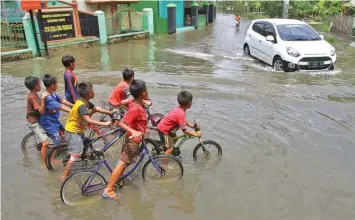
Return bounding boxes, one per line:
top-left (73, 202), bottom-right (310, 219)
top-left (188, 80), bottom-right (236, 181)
top-left (103, 188), bottom-right (120, 200)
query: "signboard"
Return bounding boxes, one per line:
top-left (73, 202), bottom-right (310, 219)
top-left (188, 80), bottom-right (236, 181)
top-left (20, 0), bottom-right (41, 10)
top-left (38, 11), bottom-right (75, 41)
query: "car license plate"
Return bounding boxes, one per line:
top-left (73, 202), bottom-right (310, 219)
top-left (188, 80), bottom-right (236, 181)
top-left (308, 61), bottom-right (324, 67)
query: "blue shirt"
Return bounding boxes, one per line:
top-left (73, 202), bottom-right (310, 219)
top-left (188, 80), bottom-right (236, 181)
top-left (39, 93), bottom-right (64, 135)
top-left (64, 71), bottom-right (79, 104)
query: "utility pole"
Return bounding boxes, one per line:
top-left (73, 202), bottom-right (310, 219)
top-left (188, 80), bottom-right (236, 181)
top-left (283, 0), bottom-right (289, 18)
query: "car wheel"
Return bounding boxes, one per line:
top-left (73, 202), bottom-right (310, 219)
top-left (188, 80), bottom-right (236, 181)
top-left (329, 64), bottom-right (335, 70)
top-left (243, 45), bottom-right (250, 56)
top-left (273, 57), bottom-right (286, 72)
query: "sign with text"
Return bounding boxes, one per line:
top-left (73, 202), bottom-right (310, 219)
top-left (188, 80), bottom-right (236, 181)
top-left (20, 0), bottom-right (41, 10)
top-left (39, 12), bottom-right (75, 41)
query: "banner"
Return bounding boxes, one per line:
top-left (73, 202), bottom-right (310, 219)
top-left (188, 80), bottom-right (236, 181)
top-left (39, 11), bottom-right (75, 41)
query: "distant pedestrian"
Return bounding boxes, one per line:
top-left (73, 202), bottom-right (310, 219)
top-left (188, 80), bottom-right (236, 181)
top-left (62, 55), bottom-right (79, 104)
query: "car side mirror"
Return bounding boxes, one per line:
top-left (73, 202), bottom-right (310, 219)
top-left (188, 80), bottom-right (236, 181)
top-left (266, 35), bottom-right (275, 42)
top-left (319, 34), bottom-right (324, 40)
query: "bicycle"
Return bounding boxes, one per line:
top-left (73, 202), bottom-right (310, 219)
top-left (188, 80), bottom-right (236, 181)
top-left (153, 121), bottom-right (222, 160)
top-left (45, 119), bottom-right (161, 171)
top-left (60, 125), bottom-right (183, 206)
top-left (99, 98), bottom-right (164, 138)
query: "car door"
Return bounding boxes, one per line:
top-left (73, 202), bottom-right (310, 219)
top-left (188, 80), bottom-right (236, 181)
top-left (259, 23), bottom-right (277, 65)
top-left (249, 22), bottom-right (265, 60)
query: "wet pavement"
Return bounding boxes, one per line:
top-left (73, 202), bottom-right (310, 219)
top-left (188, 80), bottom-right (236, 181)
top-left (1, 13), bottom-right (355, 220)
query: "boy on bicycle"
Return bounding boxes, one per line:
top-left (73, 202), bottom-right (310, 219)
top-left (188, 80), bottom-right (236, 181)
top-left (25, 76), bottom-right (49, 166)
top-left (62, 82), bottom-right (116, 181)
top-left (107, 69), bottom-right (134, 115)
top-left (157, 91), bottom-right (201, 156)
top-left (63, 55), bottom-right (79, 104)
top-left (103, 79), bottom-right (148, 200)
top-left (39, 74), bottom-right (73, 145)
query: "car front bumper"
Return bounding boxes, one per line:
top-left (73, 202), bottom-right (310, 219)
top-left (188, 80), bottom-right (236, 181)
top-left (283, 54), bottom-right (336, 71)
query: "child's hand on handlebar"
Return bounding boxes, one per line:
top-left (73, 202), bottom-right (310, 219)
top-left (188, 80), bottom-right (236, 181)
top-left (130, 130), bottom-right (143, 144)
top-left (194, 131), bottom-right (202, 137)
top-left (104, 120), bottom-right (112, 126)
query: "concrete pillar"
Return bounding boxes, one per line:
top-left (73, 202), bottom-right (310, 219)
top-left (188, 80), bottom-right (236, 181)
top-left (94, 11), bottom-right (108, 45)
top-left (22, 15), bottom-right (38, 56)
top-left (191, 1), bottom-right (199, 29)
top-left (208, 3), bottom-right (214, 23)
top-left (203, 1), bottom-right (209, 26)
top-left (167, 3), bottom-right (176, 34)
top-left (214, 3), bottom-right (216, 20)
top-left (143, 8), bottom-right (154, 35)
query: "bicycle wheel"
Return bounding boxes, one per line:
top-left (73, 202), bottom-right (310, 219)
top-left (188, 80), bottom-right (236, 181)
top-left (192, 140), bottom-right (222, 160)
top-left (143, 138), bottom-right (161, 156)
top-left (46, 143), bottom-right (69, 171)
top-left (60, 171), bottom-right (107, 206)
top-left (21, 132), bottom-right (39, 157)
top-left (142, 155), bottom-right (183, 182)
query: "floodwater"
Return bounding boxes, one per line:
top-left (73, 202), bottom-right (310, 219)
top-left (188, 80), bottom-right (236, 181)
top-left (2, 13), bottom-right (355, 220)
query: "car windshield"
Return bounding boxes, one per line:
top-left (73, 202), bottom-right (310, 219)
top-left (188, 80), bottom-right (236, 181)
top-left (276, 24), bottom-right (321, 41)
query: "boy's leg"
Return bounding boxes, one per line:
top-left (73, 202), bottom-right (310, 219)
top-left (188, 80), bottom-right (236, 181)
top-left (61, 132), bottom-right (84, 180)
top-left (104, 137), bottom-right (139, 199)
top-left (29, 122), bottom-right (49, 166)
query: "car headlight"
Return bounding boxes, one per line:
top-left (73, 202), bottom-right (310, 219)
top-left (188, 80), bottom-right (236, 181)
top-left (286, 47), bottom-right (300, 57)
top-left (330, 46), bottom-right (336, 56)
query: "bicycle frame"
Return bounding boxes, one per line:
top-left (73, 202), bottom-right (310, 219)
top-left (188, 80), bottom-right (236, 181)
top-left (82, 142), bottom-right (163, 195)
top-left (173, 134), bottom-right (205, 150)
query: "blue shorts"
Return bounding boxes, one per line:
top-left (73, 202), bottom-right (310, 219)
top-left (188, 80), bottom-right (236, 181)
top-left (41, 123), bottom-right (65, 144)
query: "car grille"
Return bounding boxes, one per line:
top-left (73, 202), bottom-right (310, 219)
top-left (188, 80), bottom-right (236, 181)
top-left (299, 57), bottom-right (331, 62)
top-left (299, 64), bottom-right (331, 71)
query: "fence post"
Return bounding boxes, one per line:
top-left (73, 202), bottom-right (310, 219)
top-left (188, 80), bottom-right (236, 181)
top-left (94, 11), bottom-right (108, 45)
top-left (22, 15), bottom-right (38, 56)
top-left (142, 8), bottom-right (154, 35)
top-left (203, 1), bottom-right (209, 26)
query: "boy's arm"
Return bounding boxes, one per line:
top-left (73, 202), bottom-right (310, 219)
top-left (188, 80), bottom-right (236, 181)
top-left (39, 92), bottom-right (50, 114)
top-left (186, 121), bottom-right (195, 128)
top-left (120, 98), bottom-right (131, 107)
top-left (82, 115), bottom-right (111, 127)
top-left (118, 120), bottom-right (142, 138)
top-left (61, 99), bottom-right (74, 107)
top-left (93, 105), bottom-right (117, 115)
top-left (60, 105), bottom-right (71, 113)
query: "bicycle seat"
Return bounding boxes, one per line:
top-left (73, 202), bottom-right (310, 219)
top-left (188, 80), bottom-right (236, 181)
top-left (143, 98), bottom-right (152, 107)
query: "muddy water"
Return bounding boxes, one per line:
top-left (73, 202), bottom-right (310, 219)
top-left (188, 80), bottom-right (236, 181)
top-left (2, 13), bottom-right (355, 220)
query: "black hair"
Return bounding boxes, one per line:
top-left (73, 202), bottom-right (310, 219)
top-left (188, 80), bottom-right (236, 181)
top-left (77, 82), bottom-right (93, 98)
top-left (129, 79), bottom-right (146, 99)
top-left (177, 91), bottom-right (193, 106)
top-left (62, 55), bottom-right (75, 68)
top-left (24, 76), bottom-right (40, 91)
top-left (122, 69), bottom-right (135, 81)
top-left (43, 74), bottom-right (57, 88)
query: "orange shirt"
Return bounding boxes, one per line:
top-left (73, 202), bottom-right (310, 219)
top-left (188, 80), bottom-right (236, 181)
top-left (107, 80), bottom-right (129, 107)
top-left (236, 16), bottom-right (241, 21)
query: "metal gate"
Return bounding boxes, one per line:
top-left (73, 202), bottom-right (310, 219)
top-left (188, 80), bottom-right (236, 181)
top-left (106, 8), bottom-right (143, 36)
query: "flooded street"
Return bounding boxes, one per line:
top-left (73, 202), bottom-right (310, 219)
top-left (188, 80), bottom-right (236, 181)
top-left (2, 13), bottom-right (355, 219)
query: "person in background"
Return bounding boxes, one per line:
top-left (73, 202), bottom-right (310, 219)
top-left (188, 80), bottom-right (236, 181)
top-left (62, 55), bottom-right (79, 104)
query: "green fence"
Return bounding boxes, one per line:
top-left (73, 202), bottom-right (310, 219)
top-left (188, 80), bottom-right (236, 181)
top-left (106, 9), bottom-right (145, 36)
top-left (1, 21), bottom-right (27, 52)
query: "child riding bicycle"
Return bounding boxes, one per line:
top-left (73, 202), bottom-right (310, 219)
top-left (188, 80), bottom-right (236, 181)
top-left (62, 82), bottom-right (116, 181)
top-left (157, 91), bottom-right (201, 156)
top-left (103, 79), bottom-right (149, 200)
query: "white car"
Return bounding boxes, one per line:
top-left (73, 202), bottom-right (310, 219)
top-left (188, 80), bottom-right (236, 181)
top-left (243, 19), bottom-right (336, 71)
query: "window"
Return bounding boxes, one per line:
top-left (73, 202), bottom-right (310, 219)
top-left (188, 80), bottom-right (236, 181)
top-left (264, 24), bottom-right (274, 37)
top-left (276, 24), bottom-right (321, 41)
top-left (252, 23), bottom-right (265, 35)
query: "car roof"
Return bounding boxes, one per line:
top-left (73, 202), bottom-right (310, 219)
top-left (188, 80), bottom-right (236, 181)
top-left (252, 19), bottom-right (306, 25)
